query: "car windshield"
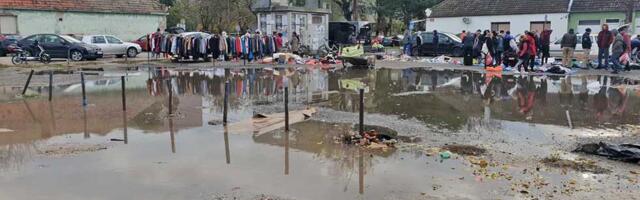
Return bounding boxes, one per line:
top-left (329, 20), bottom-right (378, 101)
top-left (60, 35), bottom-right (82, 43)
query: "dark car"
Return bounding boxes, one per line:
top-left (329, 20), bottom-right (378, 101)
top-left (411, 32), bottom-right (464, 57)
top-left (18, 34), bottom-right (103, 61)
top-left (0, 34), bottom-right (22, 56)
top-left (382, 35), bottom-right (402, 47)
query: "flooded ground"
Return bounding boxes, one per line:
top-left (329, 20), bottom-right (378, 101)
top-left (0, 66), bottom-right (639, 200)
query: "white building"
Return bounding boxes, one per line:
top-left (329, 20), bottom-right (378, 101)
top-left (253, 0), bottom-right (331, 51)
top-left (427, 0), bottom-right (571, 42)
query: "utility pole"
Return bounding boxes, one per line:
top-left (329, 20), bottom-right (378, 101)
top-left (353, 0), bottom-right (358, 21)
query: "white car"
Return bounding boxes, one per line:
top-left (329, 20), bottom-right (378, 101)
top-left (550, 34), bottom-right (597, 53)
top-left (81, 35), bottom-right (141, 58)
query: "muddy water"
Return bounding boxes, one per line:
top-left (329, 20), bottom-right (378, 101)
top-left (0, 67), bottom-right (639, 200)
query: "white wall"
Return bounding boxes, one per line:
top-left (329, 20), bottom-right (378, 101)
top-left (428, 13), bottom-right (569, 42)
top-left (2, 9), bottom-right (166, 41)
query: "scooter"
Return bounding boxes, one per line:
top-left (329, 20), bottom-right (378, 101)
top-left (11, 42), bottom-right (51, 65)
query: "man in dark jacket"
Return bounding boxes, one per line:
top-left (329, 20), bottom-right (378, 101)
top-left (560, 29), bottom-right (577, 67)
top-left (433, 30), bottom-right (440, 56)
top-left (463, 31), bottom-right (474, 56)
top-left (597, 24), bottom-right (614, 69)
top-left (581, 28), bottom-right (593, 68)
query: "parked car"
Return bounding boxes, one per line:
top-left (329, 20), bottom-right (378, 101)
top-left (550, 34), bottom-right (598, 53)
top-left (382, 35), bottom-right (402, 47)
top-left (0, 34), bottom-right (22, 56)
top-left (411, 32), bottom-right (464, 57)
top-left (17, 34), bottom-right (102, 61)
top-left (131, 35), bottom-right (149, 52)
top-left (81, 35), bottom-right (141, 58)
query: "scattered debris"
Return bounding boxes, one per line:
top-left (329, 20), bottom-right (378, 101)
top-left (37, 143), bottom-right (109, 156)
top-left (541, 156), bottom-right (611, 174)
top-left (442, 144), bottom-right (486, 156)
top-left (574, 142), bottom-right (640, 163)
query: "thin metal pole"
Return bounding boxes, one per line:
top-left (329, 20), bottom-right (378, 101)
top-left (359, 88), bottom-right (364, 136)
top-left (81, 72), bottom-right (87, 107)
top-left (169, 118), bottom-right (175, 153)
top-left (123, 111), bottom-right (128, 144)
top-left (167, 80), bottom-right (173, 115)
top-left (22, 69), bottom-right (34, 95)
top-left (284, 86), bottom-right (289, 131)
top-left (223, 81), bottom-right (229, 125)
top-left (48, 71), bottom-right (53, 101)
top-left (224, 126), bottom-right (230, 164)
top-left (284, 130), bottom-right (289, 175)
top-left (121, 76), bottom-right (126, 111)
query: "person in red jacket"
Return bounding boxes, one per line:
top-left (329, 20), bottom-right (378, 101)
top-left (275, 33), bottom-right (283, 52)
top-left (526, 32), bottom-right (538, 70)
top-left (516, 35), bottom-right (533, 73)
top-left (597, 24), bottom-right (614, 69)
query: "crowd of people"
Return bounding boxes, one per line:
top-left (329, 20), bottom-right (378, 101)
top-left (400, 23), bottom-right (639, 75)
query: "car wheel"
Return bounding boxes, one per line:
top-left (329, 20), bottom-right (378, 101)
top-left (70, 50), bottom-right (83, 61)
top-left (126, 47), bottom-right (138, 58)
top-left (452, 47), bottom-right (463, 57)
top-left (411, 47), bottom-right (420, 57)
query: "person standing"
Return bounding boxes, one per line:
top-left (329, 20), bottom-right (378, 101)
top-left (526, 32), bottom-right (538, 69)
top-left (462, 31), bottom-right (475, 66)
top-left (610, 29), bottom-right (625, 74)
top-left (560, 29), bottom-right (577, 67)
top-left (433, 30), bottom-right (440, 56)
top-left (581, 28), bottom-right (593, 68)
top-left (495, 31), bottom-right (505, 66)
top-left (402, 29), bottom-right (412, 56)
top-left (275, 33), bottom-right (284, 52)
top-left (485, 31), bottom-right (496, 66)
top-left (516, 35), bottom-right (533, 73)
top-left (473, 30), bottom-right (483, 63)
top-left (290, 31), bottom-right (301, 55)
top-left (540, 28), bottom-right (553, 64)
top-left (503, 31), bottom-right (514, 51)
top-left (459, 30), bottom-right (467, 41)
top-left (597, 24), bottom-right (614, 69)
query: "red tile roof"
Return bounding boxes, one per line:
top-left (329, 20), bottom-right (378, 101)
top-left (0, 0), bottom-right (167, 15)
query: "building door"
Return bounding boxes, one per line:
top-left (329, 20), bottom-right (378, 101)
top-left (0, 15), bottom-right (17, 34)
top-left (309, 14), bottom-right (325, 50)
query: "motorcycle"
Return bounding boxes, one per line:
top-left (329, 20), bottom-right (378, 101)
top-left (11, 42), bottom-right (51, 65)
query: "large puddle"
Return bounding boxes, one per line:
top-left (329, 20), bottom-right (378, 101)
top-left (0, 67), bottom-right (639, 199)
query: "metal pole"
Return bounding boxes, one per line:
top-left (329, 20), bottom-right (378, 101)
top-left (121, 76), bottom-right (126, 111)
top-left (123, 111), bottom-right (128, 144)
top-left (224, 126), bottom-right (230, 164)
top-left (48, 71), bottom-right (53, 101)
top-left (359, 88), bottom-right (364, 136)
top-left (81, 72), bottom-right (87, 107)
top-left (167, 80), bottom-right (173, 115)
top-left (284, 85), bottom-right (289, 132)
top-left (169, 118), bottom-right (175, 153)
top-left (223, 81), bottom-right (229, 125)
top-left (284, 130), bottom-right (289, 175)
top-left (22, 69), bottom-right (34, 95)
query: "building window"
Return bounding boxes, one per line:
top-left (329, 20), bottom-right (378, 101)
top-left (0, 15), bottom-right (18, 34)
top-left (259, 14), bottom-right (267, 32)
top-left (530, 21), bottom-right (551, 34)
top-left (605, 19), bottom-right (621, 29)
top-left (300, 15), bottom-right (307, 29)
top-left (318, 0), bottom-right (325, 9)
top-left (312, 16), bottom-right (323, 24)
top-left (275, 15), bottom-right (283, 31)
top-left (577, 20), bottom-right (600, 33)
top-left (490, 22), bottom-right (510, 32)
top-left (290, 0), bottom-right (305, 7)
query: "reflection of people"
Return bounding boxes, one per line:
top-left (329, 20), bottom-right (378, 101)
top-left (559, 76), bottom-right (573, 109)
top-left (593, 86), bottom-right (608, 121)
top-left (516, 76), bottom-right (536, 119)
